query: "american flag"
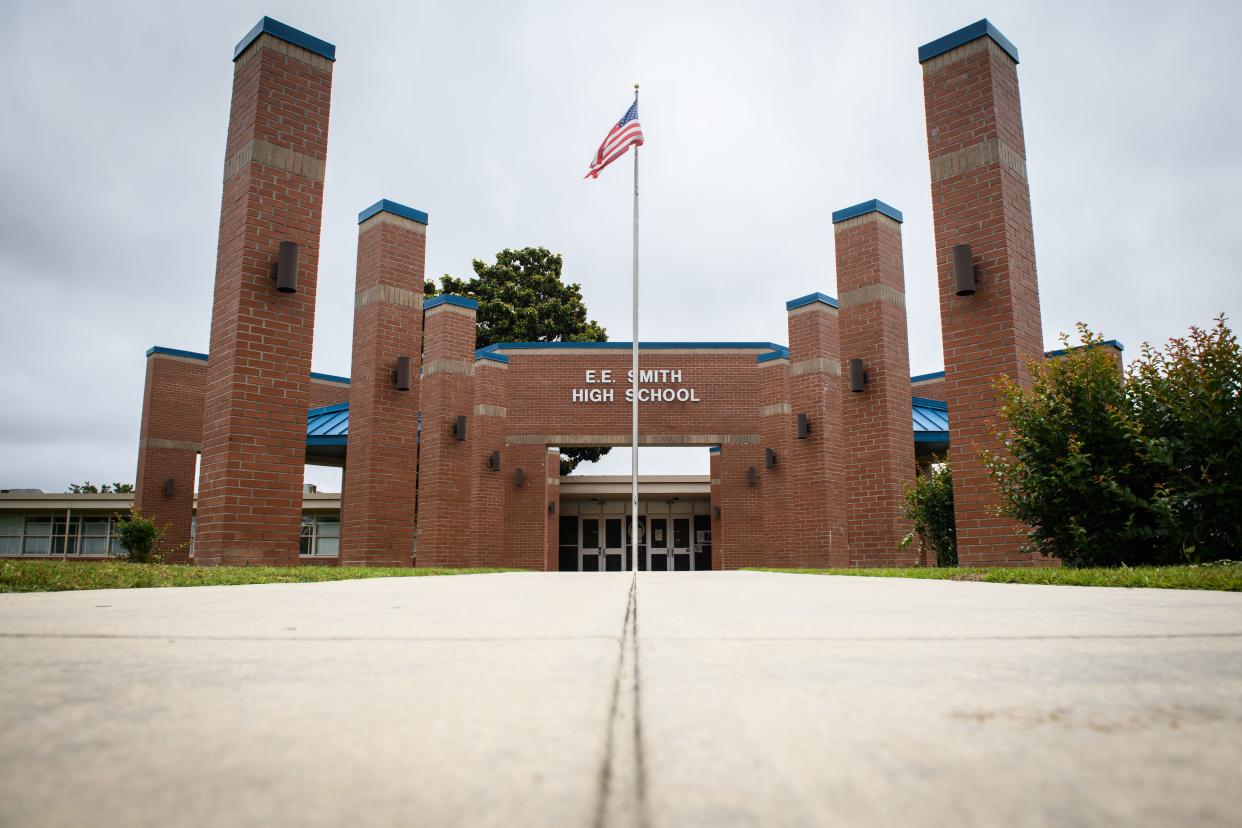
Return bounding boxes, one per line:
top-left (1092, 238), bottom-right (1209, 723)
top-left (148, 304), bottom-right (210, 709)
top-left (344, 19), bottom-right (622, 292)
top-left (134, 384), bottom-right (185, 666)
top-left (584, 98), bottom-right (644, 179)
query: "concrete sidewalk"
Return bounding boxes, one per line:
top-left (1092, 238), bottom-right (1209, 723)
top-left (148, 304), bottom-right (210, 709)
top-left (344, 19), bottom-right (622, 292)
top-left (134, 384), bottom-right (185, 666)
top-left (1, 572), bottom-right (1239, 827)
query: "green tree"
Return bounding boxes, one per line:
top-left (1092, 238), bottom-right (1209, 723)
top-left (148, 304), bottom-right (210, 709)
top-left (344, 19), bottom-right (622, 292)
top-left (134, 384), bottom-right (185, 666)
top-left (67, 482), bottom-right (133, 494)
top-left (899, 460), bottom-right (957, 566)
top-left (427, 247), bottom-right (610, 474)
top-left (986, 318), bottom-right (1242, 565)
top-left (114, 510), bottom-right (162, 563)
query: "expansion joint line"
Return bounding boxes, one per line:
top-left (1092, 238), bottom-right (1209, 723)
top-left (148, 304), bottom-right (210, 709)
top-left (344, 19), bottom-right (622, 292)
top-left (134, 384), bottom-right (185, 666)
top-left (594, 574), bottom-right (649, 828)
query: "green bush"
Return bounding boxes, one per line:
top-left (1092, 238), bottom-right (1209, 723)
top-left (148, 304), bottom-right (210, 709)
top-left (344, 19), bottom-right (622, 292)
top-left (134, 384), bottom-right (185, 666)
top-left (900, 461), bottom-right (957, 566)
top-left (114, 511), bottom-right (163, 563)
top-left (986, 317), bottom-right (1242, 566)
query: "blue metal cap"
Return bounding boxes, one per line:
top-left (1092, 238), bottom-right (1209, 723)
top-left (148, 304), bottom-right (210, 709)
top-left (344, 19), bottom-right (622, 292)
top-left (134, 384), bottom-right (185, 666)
top-left (234, 17), bottom-right (336, 62)
top-left (424, 294), bottom-right (478, 311)
top-left (831, 199), bottom-right (903, 224)
top-left (785, 292), bottom-right (840, 312)
top-left (358, 199), bottom-right (429, 226)
top-left (146, 345), bottom-right (208, 361)
top-left (918, 19), bottom-right (1019, 65)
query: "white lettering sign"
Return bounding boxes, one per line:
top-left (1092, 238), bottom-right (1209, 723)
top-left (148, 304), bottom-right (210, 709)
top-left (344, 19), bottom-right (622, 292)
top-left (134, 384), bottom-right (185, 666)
top-left (570, 367), bottom-right (701, 404)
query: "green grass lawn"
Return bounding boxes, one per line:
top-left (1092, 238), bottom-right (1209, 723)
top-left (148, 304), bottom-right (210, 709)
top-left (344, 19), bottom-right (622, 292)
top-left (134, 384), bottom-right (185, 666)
top-left (0, 560), bottom-right (522, 593)
top-left (748, 564), bottom-right (1242, 591)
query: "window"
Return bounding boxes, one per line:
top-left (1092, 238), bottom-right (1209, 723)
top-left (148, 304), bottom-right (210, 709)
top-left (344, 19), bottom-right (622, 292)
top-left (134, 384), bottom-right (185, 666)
top-left (300, 514), bottom-right (340, 557)
top-left (0, 514), bottom-right (121, 557)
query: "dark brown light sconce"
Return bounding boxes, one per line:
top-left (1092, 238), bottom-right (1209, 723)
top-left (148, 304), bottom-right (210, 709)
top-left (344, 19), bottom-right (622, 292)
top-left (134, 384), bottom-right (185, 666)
top-left (746, 466), bottom-right (758, 485)
top-left (514, 468), bottom-right (525, 487)
top-left (275, 241), bottom-right (300, 293)
top-left (714, 506), bottom-right (721, 519)
top-left (452, 415), bottom-right (468, 441)
top-left (394, 356), bottom-right (412, 391)
top-left (489, 450), bottom-right (501, 472)
top-left (548, 502), bottom-right (556, 514)
top-left (796, 413), bottom-right (811, 439)
top-left (765, 448), bottom-right (778, 468)
top-left (164, 478), bottom-right (175, 497)
top-left (953, 243), bottom-right (976, 296)
top-left (849, 358), bottom-right (868, 392)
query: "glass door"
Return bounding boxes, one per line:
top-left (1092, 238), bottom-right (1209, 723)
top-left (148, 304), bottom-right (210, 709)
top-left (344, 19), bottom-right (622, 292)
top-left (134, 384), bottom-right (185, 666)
top-left (580, 518), bottom-right (601, 572)
top-left (647, 517), bottom-right (668, 571)
top-left (671, 517), bottom-right (693, 571)
top-left (603, 518), bottom-right (625, 571)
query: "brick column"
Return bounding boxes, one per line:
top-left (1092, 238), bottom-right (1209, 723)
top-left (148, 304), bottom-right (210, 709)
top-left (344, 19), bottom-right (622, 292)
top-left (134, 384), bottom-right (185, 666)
top-left (134, 348), bottom-right (206, 562)
top-left (709, 448), bottom-right (722, 570)
top-left (470, 354), bottom-right (509, 567)
top-left (920, 20), bottom-right (1045, 566)
top-left (416, 295), bottom-right (477, 567)
top-left (504, 443), bottom-right (553, 570)
top-left (785, 294), bottom-right (848, 567)
top-left (194, 19), bottom-right (335, 566)
top-left (546, 449), bottom-right (561, 571)
top-left (833, 200), bottom-right (915, 566)
top-left (716, 442), bottom-right (764, 569)
top-left (757, 357), bottom-right (791, 567)
top-left (339, 200), bottom-right (427, 567)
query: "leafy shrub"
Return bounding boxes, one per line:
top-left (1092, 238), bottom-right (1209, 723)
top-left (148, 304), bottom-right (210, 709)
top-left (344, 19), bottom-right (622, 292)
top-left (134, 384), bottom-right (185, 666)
top-left (900, 461), bottom-right (957, 566)
top-left (114, 511), bottom-right (163, 563)
top-left (987, 317), bottom-right (1242, 566)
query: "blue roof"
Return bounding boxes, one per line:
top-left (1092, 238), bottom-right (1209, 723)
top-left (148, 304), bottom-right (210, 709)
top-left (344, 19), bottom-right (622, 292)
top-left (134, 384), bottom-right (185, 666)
top-left (234, 17), bottom-right (336, 62)
top-left (831, 199), bottom-right (903, 224)
top-left (305, 398), bottom-right (950, 448)
top-left (918, 19), bottom-right (1018, 65)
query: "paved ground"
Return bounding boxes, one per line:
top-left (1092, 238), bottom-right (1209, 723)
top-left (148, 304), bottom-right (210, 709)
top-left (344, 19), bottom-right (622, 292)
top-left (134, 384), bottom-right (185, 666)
top-left (1, 572), bottom-right (1240, 827)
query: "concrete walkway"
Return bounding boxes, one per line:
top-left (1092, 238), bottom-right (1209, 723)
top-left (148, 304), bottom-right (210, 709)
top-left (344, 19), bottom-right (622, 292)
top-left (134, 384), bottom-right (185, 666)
top-left (1, 572), bottom-right (1240, 827)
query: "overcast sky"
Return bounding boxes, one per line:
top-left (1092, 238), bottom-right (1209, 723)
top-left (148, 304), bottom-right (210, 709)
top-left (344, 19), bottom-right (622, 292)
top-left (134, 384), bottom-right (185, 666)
top-left (1, 0), bottom-right (1239, 491)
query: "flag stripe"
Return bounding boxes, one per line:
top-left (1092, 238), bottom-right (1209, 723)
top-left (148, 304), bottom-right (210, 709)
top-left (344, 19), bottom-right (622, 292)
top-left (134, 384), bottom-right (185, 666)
top-left (585, 98), bottom-right (644, 179)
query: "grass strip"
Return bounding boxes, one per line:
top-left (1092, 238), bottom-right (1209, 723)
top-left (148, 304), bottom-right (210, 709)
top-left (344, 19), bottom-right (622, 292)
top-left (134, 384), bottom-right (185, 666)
top-left (0, 560), bottom-right (522, 593)
top-left (747, 564), bottom-right (1242, 591)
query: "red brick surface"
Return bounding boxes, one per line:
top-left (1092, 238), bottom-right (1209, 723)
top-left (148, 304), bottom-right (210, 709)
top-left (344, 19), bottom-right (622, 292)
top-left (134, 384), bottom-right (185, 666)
top-left (133, 354), bottom-right (206, 562)
top-left (339, 214), bottom-right (425, 566)
top-left (785, 305), bottom-right (848, 567)
top-left (922, 37), bottom-right (1045, 566)
top-left (195, 34), bottom-right (334, 566)
top-left (836, 215), bottom-right (915, 566)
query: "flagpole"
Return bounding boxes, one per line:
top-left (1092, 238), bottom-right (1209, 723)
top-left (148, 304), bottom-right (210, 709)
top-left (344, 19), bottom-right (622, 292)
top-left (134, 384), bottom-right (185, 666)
top-left (630, 83), bottom-right (640, 575)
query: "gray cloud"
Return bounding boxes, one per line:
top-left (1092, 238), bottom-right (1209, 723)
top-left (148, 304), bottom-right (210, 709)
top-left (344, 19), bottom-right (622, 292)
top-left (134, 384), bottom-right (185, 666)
top-left (1, 0), bottom-right (1239, 490)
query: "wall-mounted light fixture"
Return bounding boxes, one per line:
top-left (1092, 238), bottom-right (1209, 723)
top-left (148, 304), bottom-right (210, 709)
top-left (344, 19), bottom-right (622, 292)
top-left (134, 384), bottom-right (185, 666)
top-left (452, 415), bottom-right (468, 441)
top-left (746, 466), bottom-right (758, 485)
top-left (796, 413), bottom-right (811, 439)
top-left (849, 358), bottom-right (868, 393)
top-left (514, 468), bottom-right (525, 487)
top-left (394, 356), bottom-right (412, 391)
top-left (953, 243), bottom-right (976, 296)
top-left (164, 478), bottom-right (175, 497)
top-left (713, 506), bottom-right (721, 519)
top-left (274, 241), bottom-right (300, 293)
top-left (489, 450), bottom-right (502, 471)
top-left (765, 448), bottom-right (778, 468)
top-left (548, 502), bottom-right (556, 514)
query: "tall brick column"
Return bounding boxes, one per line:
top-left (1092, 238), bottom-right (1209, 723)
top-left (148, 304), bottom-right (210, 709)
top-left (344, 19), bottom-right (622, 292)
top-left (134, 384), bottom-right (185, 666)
top-left (470, 354), bottom-right (509, 567)
top-left (709, 448), bottom-right (722, 570)
top-left (833, 200), bottom-right (915, 566)
top-left (339, 200), bottom-right (427, 567)
top-left (920, 20), bottom-right (1045, 565)
top-left (785, 294), bottom-right (848, 567)
top-left (757, 357), bottom-right (792, 566)
top-left (546, 448), bottom-right (561, 571)
top-left (194, 19), bottom-right (335, 566)
top-left (416, 295), bottom-right (478, 567)
top-left (134, 348), bottom-right (206, 562)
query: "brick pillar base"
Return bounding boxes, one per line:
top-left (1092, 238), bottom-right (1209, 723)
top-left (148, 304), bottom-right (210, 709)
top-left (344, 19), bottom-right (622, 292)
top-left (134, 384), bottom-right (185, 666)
top-left (471, 356), bottom-right (509, 568)
top-left (504, 443), bottom-right (553, 570)
top-left (716, 443), bottom-right (764, 569)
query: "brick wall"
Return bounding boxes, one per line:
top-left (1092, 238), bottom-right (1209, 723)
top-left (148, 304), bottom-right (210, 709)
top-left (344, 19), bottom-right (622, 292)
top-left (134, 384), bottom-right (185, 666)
top-left (195, 25), bottom-right (335, 566)
top-left (310, 377), bottom-right (350, 408)
top-left (835, 206), bottom-right (916, 566)
top-left (339, 205), bottom-right (425, 566)
top-left (133, 352), bottom-right (206, 561)
top-left (921, 24), bottom-right (1045, 566)
top-left (470, 358), bottom-right (509, 567)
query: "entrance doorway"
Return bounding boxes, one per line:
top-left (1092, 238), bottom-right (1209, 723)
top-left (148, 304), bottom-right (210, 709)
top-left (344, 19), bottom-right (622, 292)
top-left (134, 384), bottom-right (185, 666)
top-left (557, 496), bottom-right (711, 572)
